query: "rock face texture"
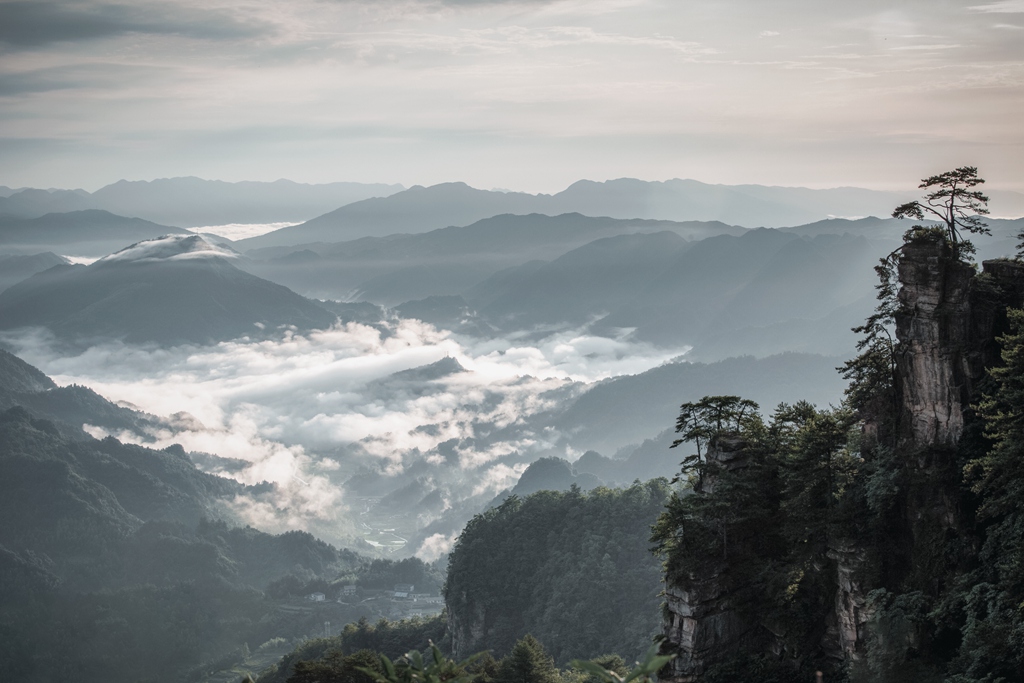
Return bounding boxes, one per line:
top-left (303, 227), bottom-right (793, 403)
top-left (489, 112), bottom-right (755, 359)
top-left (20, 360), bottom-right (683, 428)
top-left (660, 243), bottom-right (1024, 677)
top-left (895, 241), bottom-right (1024, 448)
top-left (827, 543), bottom-right (872, 661)
top-left (894, 240), bottom-right (976, 447)
top-left (448, 600), bottom-right (486, 661)
top-left (663, 574), bottom-right (755, 682)
top-left (662, 436), bottom-right (759, 682)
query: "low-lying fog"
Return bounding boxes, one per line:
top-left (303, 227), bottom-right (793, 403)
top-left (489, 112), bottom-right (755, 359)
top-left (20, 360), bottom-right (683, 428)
top-left (3, 321), bottom-right (690, 558)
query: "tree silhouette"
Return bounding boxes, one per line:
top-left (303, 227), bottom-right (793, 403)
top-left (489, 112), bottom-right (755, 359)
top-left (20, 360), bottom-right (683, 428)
top-left (892, 166), bottom-right (989, 257)
top-left (671, 395), bottom-right (759, 488)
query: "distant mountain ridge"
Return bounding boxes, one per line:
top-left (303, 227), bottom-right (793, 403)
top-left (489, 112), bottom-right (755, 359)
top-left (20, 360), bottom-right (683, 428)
top-left (0, 234), bottom-right (338, 347)
top-left (0, 209), bottom-right (188, 256)
top-left (0, 252), bottom-right (68, 293)
top-left (237, 179), bottom-right (925, 249)
top-left (242, 212), bottom-right (743, 304)
top-left (0, 177), bottom-right (404, 227)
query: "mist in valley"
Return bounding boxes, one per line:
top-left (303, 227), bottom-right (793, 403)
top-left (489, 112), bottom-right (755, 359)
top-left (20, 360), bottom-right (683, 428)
top-left (2, 1), bottom-right (1023, 681)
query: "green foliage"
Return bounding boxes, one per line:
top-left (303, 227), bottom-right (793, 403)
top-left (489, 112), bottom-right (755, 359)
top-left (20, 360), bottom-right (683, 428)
top-left (946, 307), bottom-right (1024, 681)
top-left (260, 616), bottom-right (448, 683)
top-left (358, 644), bottom-right (484, 683)
top-left (850, 590), bottom-right (942, 683)
top-left (494, 635), bottom-right (560, 683)
top-left (287, 648), bottom-right (382, 683)
top-left (841, 251), bottom-right (900, 425)
top-left (570, 644), bottom-right (672, 683)
top-left (358, 557), bottom-right (443, 593)
top-left (671, 395), bottom-right (759, 488)
top-left (652, 399), bottom-right (860, 674)
top-left (445, 482), bottom-right (670, 664)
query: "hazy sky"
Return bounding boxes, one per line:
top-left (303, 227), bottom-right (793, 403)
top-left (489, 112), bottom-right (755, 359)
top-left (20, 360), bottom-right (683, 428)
top-left (1, 0), bottom-right (1022, 192)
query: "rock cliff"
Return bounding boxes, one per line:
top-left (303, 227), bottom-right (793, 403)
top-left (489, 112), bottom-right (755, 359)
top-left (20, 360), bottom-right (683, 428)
top-left (662, 436), bottom-right (759, 681)
top-left (660, 242), bottom-right (1024, 679)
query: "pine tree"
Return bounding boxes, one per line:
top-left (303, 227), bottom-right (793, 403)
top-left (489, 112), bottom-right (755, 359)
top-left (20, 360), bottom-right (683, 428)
top-left (892, 165), bottom-right (990, 258)
top-left (494, 635), bottom-right (560, 683)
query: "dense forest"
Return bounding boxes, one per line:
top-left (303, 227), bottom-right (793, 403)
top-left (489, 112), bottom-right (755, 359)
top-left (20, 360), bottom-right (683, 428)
top-left (268, 482), bottom-right (673, 683)
top-left (445, 481), bottom-right (671, 665)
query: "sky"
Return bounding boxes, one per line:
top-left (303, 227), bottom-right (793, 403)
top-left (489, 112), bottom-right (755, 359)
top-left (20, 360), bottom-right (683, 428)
top-left (1, 0), bottom-right (1022, 193)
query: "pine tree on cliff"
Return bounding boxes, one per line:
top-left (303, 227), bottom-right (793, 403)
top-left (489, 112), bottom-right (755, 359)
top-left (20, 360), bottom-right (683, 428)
top-left (844, 167), bottom-right (991, 440)
top-left (892, 165), bottom-right (990, 258)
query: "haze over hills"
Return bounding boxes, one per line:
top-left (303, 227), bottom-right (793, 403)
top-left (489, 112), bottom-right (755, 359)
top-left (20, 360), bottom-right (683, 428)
top-left (0, 234), bottom-right (337, 347)
top-left (1, 172), bottom-right (1021, 682)
top-left (241, 213), bottom-right (745, 304)
top-left (88, 177), bottom-right (405, 227)
top-left (0, 253), bottom-right (68, 293)
top-left (0, 178), bottom-right (404, 227)
top-left (236, 215), bottom-right (880, 360)
top-left (0, 210), bottom-right (189, 257)
top-left (237, 179), bottom-right (925, 249)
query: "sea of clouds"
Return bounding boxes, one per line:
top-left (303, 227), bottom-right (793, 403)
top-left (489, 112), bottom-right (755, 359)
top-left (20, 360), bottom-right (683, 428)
top-left (4, 319), bottom-right (689, 554)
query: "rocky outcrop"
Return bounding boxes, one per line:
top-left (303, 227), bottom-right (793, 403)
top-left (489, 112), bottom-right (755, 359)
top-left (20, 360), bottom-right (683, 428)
top-left (662, 436), bottom-right (759, 680)
top-left (447, 598), bottom-right (486, 660)
top-left (894, 240), bottom-right (975, 447)
top-left (827, 542), bottom-right (872, 661)
top-left (660, 243), bottom-right (1024, 677)
top-left (663, 571), bottom-right (757, 682)
top-left (895, 241), bottom-right (1024, 447)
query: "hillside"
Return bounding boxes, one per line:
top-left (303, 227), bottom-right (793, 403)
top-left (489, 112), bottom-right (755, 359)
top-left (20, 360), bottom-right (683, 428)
top-left (239, 212), bottom-right (741, 303)
top-left (445, 481), bottom-right (670, 665)
top-left (236, 179), bottom-right (916, 250)
top-left (0, 209), bottom-right (189, 256)
top-left (553, 353), bottom-right (847, 456)
top-left (0, 179), bottom-right (404, 226)
top-left (0, 252), bottom-right (68, 293)
top-left (0, 234), bottom-right (338, 347)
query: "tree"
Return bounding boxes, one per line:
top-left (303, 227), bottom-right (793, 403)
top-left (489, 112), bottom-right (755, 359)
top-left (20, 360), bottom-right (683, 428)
top-left (840, 253), bottom-right (900, 430)
top-left (358, 643), bottom-right (484, 683)
top-left (494, 635), bottom-right (560, 683)
top-left (571, 645), bottom-right (674, 683)
top-left (288, 649), bottom-right (382, 683)
top-left (671, 396), bottom-right (759, 488)
top-left (892, 166), bottom-right (989, 258)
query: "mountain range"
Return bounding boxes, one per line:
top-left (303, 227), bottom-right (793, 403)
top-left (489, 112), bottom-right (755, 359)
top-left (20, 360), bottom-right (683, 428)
top-left (235, 179), bottom-right (1024, 250)
top-left (241, 212), bottom-right (745, 304)
top-left (235, 179), bottom-right (920, 249)
top-left (0, 209), bottom-right (188, 257)
top-left (0, 234), bottom-right (338, 347)
top-left (0, 178), bottom-right (404, 227)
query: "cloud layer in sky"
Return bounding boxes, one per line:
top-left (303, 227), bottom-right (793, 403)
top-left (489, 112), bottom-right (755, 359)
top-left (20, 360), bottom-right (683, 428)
top-left (0, 0), bottom-right (1021, 192)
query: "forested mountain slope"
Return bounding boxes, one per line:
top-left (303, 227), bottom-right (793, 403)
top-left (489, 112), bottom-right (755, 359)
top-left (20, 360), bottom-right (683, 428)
top-left (653, 233), bottom-right (1024, 681)
top-left (445, 481), bottom-right (671, 665)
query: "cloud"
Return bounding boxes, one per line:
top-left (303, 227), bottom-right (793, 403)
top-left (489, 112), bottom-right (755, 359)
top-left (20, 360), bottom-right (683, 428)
top-left (415, 531), bottom-right (458, 562)
top-left (189, 222), bottom-right (299, 241)
top-left (888, 43), bottom-right (961, 50)
top-left (4, 319), bottom-right (687, 547)
top-left (969, 1), bottom-right (1024, 12)
top-left (0, 1), bottom-right (269, 48)
top-left (0, 63), bottom-right (172, 97)
top-left (760, 30), bottom-right (780, 37)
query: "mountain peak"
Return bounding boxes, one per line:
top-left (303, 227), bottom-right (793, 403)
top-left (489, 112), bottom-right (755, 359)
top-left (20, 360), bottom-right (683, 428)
top-left (99, 234), bottom-right (235, 265)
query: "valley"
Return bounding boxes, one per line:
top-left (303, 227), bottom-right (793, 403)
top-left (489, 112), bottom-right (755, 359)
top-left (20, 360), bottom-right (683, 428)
top-left (2, 173), bottom-right (1022, 683)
